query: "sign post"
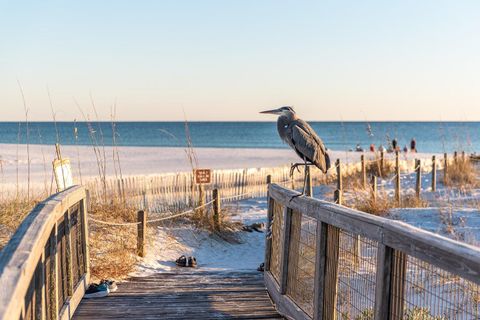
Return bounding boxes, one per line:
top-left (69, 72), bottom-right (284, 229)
top-left (194, 169), bottom-right (212, 216)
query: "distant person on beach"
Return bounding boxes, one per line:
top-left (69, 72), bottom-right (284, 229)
top-left (410, 138), bottom-right (417, 153)
top-left (392, 138), bottom-right (398, 151)
top-left (370, 144), bottom-right (375, 152)
top-left (403, 145), bottom-right (408, 153)
top-left (355, 144), bottom-right (363, 152)
top-left (378, 145), bottom-right (386, 153)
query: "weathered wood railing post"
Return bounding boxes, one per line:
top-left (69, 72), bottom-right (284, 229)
top-left (444, 152), bottom-right (448, 184)
top-left (415, 159), bottom-right (421, 199)
top-left (334, 159), bottom-right (343, 205)
top-left (431, 155), bottom-right (437, 192)
top-left (306, 166), bottom-right (313, 197)
top-left (454, 151), bottom-right (458, 164)
top-left (371, 175), bottom-right (377, 202)
top-left (462, 150), bottom-right (466, 162)
top-left (313, 222), bottom-right (328, 320)
top-left (390, 251), bottom-right (407, 318)
top-left (213, 188), bottom-right (221, 230)
top-left (374, 245), bottom-right (393, 319)
top-left (374, 246), bottom-right (407, 319)
top-left (361, 154), bottom-right (367, 189)
top-left (279, 207), bottom-right (293, 295)
top-left (137, 210), bottom-right (147, 257)
top-left (264, 175), bottom-right (273, 271)
top-left (323, 225), bottom-right (340, 319)
top-left (395, 151), bottom-right (401, 204)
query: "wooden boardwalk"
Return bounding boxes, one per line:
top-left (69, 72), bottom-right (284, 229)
top-left (73, 270), bottom-right (283, 320)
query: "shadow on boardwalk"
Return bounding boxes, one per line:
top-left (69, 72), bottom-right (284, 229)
top-left (74, 270), bottom-right (283, 320)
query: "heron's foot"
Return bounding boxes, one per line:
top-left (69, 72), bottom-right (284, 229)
top-left (289, 193), bottom-right (304, 203)
top-left (289, 164), bottom-right (302, 177)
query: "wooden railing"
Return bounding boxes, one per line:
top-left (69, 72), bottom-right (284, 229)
top-left (265, 184), bottom-right (480, 320)
top-left (0, 186), bottom-right (89, 320)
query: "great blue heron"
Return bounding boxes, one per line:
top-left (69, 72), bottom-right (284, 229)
top-left (260, 106), bottom-right (330, 197)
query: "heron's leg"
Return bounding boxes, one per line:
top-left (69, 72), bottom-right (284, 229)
top-left (289, 162), bottom-right (315, 177)
top-left (289, 160), bottom-right (308, 202)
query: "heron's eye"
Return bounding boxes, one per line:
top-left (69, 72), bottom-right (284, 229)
top-left (284, 124), bottom-right (288, 129)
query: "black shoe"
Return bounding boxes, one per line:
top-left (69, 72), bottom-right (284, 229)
top-left (176, 255), bottom-right (187, 267)
top-left (100, 279), bottom-right (117, 292)
top-left (188, 256), bottom-right (197, 268)
top-left (84, 283), bottom-right (109, 299)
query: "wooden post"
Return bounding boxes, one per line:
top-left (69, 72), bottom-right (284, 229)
top-left (213, 188), bottom-right (221, 230)
top-left (415, 159), bottom-right (421, 199)
top-left (323, 225), bottom-right (340, 320)
top-left (313, 221), bottom-right (328, 320)
top-left (264, 198), bottom-right (274, 271)
top-left (395, 151), bottom-right (401, 204)
top-left (334, 159), bottom-right (343, 205)
top-left (374, 245), bottom-right (394, 320)
top-left (279, 207), bottom-right (293, 295)
top-left (371, 175), bottom-right (377, 202)
top-left (431, 155), bottom-right (436, 192)
top-left (462, 151), bottom-right (466, 162)
top-left (454, 151), bottom-right (458, 164)
top-left (389, 251), bottom-right (407, 319)
top-left (361, 154), bottom-right (367, 189)
top-left (444, 152), bottom-right (448, 185)
top-left (198, 185), bottom-right (206, 216)
top-left (380, 151), bottom-right (385, 177)
top-left (65, 211), bottom-right (73, 297)
top-left (306, 166), bottom-right (313, 197)
top-left (137, 210), bottom-right (147, 257)
top-left (264, 174), bottom-right (274, 271)
top-left (142, 190), bottom-right (148, 211)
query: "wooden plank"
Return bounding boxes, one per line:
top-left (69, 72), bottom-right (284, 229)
top-left (75, 271), bottom-right (283, 320)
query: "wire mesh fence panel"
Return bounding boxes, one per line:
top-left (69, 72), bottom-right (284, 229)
top-left (270, 200), bottom-right (284, 284)
top-left (391, 252), bottom-right (480, 320)
top-left (335, 230), bottom-right (378, 320)
top-left (286, 212), bottom-right (317, 317)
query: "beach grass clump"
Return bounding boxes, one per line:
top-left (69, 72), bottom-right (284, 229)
top-left (88, 201), bottom-right (142, 280)
top-left (366, 159), bottom-right (395, 178)
top-left (0, 197), bottom-right (37, 250)
top-left (444, 159), bottom-right (478, 187)
top-left (349, 192), bottom-right (427, 216)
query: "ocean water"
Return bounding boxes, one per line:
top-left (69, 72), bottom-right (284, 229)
top-left (0, 121), bottom-right (478, 153)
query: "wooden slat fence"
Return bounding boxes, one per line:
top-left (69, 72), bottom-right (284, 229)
top-left (0, 186), bottom-right (89, 320)
top-left (265, 183), bottom-right (480, 320)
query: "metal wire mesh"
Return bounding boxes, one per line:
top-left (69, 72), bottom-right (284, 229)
top-left (286, 212), bottom-right (317, 317)
top-left (320, 226), bottom-right (379, 320)
top-left (269, 200), bottom-right (284, 284)
top-left (391, 252), bottom-right (480, 320)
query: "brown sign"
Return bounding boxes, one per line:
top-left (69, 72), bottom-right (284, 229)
top-left (194, 169), bottom-right (212, 184)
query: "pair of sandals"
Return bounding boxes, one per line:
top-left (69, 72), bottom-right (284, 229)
top-left (175, 255), bottom-right (197, 268)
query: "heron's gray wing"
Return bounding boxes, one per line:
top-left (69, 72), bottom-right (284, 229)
top-left (290, 120), bottom-right (330, 173)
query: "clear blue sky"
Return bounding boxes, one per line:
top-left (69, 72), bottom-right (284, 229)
top-left (1, 0), bottom-right (479, 121)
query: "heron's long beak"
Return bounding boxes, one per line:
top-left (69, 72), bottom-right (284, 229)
top-left (260, 108), bottom-right (282, 115)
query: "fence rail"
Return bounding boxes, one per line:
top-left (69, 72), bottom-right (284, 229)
top-left (0, 186), bottom-right (89, 320)
top-left (265, 183), bottom-right (480, 320)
